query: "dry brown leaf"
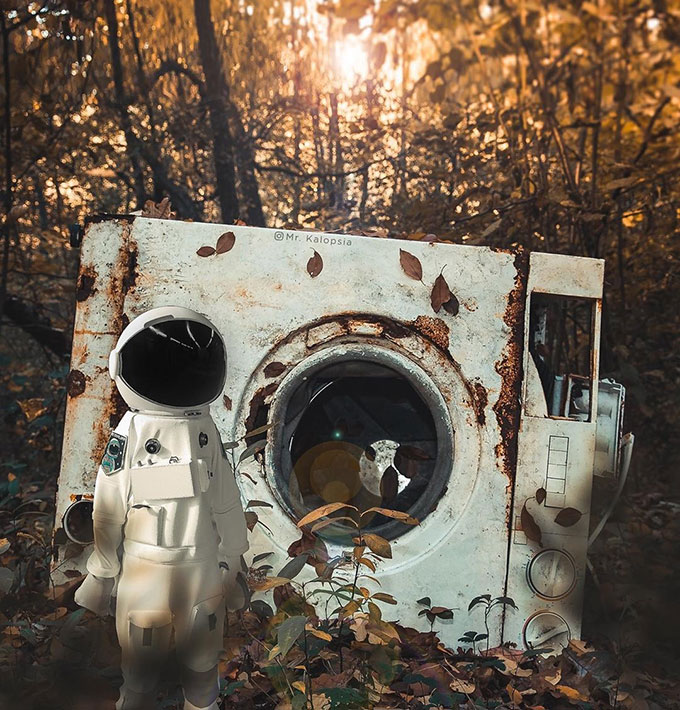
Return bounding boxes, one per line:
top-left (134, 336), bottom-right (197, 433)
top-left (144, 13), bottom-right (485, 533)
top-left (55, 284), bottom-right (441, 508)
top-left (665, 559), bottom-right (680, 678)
top-left (543, 668), bottom-right (562, 685)
top-left (215, 231), bottom-right (236, 254)
top-left (249, 576), bottom-right (292, 591)
top-left (371, 592), bottom-right (397, 604)
top-left (307, 250), bottom-right (323, 277)
top-left (142, 197), bottom-right (176, 219)
top-left (491, 654), bottom-right (532, 677)
top-left (17, 398), bottom-right (46, 423)
top-left (521, 501), bottom-right (543, 546)
top-left (197, 245), bottom-right (216, 257)
top-left (264, 361), bottom-right (286, 378)
top-left (222, 395), bottom-right (232, 410)
top-left (554, 684), bottom-right (589, 702)
top-left (362, 533), bottom-right (392, 559)
top-left (297, 502), bottom-right (357, 527)
top-left (450, 677), bottom-right (475, 693)
top-left (442, 292), bottom-right (460, 315)
top-left (536, 487), bottom-right (547, 505)
top-left (361, 507), bottom-right (419, 525)
top-left (507, 683), bottom-right (523, 705)
top-left (349, 613), bottom-right (369, 641)
top-left (555, 507), bottom-right (582, 527)
top-left (399, 249), bottom-right (423, 280)
top-left (305, 624), bottom-right (332, 641)
top-left (430, 273), bottom-right (452, 313)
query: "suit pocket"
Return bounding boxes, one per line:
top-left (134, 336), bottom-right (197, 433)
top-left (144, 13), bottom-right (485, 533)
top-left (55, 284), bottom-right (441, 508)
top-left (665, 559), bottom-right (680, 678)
top-left (125, 505), bottom-right (164, 546)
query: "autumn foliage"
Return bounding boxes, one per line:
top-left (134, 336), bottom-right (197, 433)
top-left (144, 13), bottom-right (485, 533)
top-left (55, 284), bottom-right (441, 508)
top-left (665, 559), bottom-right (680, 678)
top-left (1, 0), bottom-right (680, 707)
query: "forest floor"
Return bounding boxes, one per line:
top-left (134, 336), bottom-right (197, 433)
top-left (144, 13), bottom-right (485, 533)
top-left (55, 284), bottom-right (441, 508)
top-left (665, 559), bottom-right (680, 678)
top-left (1, 337), bottom-right (679, 710)
top-left (0, 450), bottom-right (678, 710)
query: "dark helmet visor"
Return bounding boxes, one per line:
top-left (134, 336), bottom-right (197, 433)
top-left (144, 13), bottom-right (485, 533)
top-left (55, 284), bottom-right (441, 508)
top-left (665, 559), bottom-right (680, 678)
top-left (120, 319), bottom-right (226, 408)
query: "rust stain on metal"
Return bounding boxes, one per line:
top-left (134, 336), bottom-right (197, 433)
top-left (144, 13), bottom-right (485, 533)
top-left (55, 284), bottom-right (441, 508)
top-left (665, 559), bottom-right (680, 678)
top-left (492, 250), bottom-right (528, 483)
top-left (410, 315), bottom-right (450, 351)
top-left (471, 381), bottom-right (488, 426)
top-left (245, 382), bottom-right (279, 435)
top-left (76, 266), bottom-right (98, 302)
top-left (89, 386), bottom-right (129, 471)
top-left (66, 369), bottom-right (87, 398)
top-left (106, 387), bottom-right (128, 429)
top-left (122, 240), bottom-right (139, 291)
top-left (108, 222), bottom-right (138, 334)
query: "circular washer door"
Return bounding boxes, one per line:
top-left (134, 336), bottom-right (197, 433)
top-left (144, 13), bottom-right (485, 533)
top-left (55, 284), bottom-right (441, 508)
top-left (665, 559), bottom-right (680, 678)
top-left (267, 343), bottom-right (453, 543)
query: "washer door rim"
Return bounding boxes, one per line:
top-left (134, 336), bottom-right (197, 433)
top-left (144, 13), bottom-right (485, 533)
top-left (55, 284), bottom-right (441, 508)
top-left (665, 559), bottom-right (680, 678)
top-left (266, 341), bottom-right (454, 541)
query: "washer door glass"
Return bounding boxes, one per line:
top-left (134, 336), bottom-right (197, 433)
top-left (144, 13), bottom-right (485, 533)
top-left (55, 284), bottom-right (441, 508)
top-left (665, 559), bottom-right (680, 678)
top-left (279, 359), bottom-right (446, 539)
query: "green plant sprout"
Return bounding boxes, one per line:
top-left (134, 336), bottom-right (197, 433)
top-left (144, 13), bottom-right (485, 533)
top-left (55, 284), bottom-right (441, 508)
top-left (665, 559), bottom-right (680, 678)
top-left (462, 594), bottom-right (518, 654)
top-left (244, 500), bottom-right (419, 710)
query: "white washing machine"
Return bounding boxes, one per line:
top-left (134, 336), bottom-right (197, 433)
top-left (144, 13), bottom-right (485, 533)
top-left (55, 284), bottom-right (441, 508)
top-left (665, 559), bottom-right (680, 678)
top-left (54, 217), bottom-right (627, 651)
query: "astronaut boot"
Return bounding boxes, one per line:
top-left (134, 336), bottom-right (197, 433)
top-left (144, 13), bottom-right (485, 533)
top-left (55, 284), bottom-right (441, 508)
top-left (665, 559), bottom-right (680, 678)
top-left (115, 685), bottom-right (158, 710)
top-left (182, 664), bottom-right (220, 710)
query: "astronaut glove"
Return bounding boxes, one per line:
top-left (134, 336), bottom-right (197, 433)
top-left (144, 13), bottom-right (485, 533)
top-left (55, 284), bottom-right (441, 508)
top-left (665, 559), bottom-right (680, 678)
top-left (220, 556), bottom-right (250, 613)
top-left (74, 574), bottom-right (116, 617)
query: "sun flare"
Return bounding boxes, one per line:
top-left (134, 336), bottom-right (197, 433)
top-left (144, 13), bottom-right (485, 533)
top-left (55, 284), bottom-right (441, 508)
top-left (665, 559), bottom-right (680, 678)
top-left (333, 35), bottom-right (369, 83)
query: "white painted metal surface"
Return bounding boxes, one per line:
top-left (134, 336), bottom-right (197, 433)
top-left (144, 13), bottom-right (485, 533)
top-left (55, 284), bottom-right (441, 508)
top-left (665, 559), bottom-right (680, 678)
top-left (54, 217), bottom-right (616, 650)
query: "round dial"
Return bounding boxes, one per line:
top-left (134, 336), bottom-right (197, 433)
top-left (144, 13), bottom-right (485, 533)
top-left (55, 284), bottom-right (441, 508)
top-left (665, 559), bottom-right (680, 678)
top-left (527, 549), bottom-right (576, 599)
top-left (523, 612), bottom-right (571, 652)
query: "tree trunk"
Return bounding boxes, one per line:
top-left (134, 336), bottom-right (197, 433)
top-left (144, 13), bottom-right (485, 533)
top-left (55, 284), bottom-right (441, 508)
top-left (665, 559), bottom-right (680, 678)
top-left (0, 16), bottom-right (11, 339)
top-left (120, 0), bottom-right (201, 219)
top-left (193, 0), bottom-right (240, 223)
top-left (103, 0), bottom-right (146, 209)
top-left (329, 92), bottom-right (344, 209)
top-left (225, 100), bottom-right (266, 226)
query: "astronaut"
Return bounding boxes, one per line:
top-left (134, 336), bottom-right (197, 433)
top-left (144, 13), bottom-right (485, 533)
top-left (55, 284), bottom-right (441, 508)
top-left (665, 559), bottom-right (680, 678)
top-left (74, 306), bottom-right (250, 710)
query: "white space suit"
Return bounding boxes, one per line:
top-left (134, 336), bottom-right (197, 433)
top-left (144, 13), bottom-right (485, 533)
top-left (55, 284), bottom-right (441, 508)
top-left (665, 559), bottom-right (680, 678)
top-left (75, 307), bottom-right (249, 710)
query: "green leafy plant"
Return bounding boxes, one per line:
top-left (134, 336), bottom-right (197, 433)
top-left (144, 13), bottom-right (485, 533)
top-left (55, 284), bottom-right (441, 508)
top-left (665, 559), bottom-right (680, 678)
top-left (464, 594), bottom-right (518, 654)
top-left (416, 596), bottom-right (455, 632)
top-left (245, 500), bottom-right (419, 710)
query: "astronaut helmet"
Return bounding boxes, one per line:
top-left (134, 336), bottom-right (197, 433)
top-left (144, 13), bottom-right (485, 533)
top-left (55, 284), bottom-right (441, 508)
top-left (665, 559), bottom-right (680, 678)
top-left (109, 306), bottom-right (227, 414)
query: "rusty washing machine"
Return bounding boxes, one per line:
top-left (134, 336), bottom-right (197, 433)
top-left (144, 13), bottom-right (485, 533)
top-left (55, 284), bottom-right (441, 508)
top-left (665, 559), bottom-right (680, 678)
top-left (54, 216), bottom-right (631, 651)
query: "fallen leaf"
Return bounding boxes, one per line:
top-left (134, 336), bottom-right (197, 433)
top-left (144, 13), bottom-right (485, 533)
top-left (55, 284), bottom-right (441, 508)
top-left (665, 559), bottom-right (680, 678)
top-left (305, 624), bottom-right (332, 642)
top-left (307, 250), bottom-right (323, 277)
top-left (197, 246), bottom-right (216, 257)
top-left (450, 677), bottom-right (475, 693)
top-left (507, 683), bottom-right (523, 705)
top-left (223, 395), bottom-right (232, 410)
top-left (17, 398), bottom-right (47, 422)
top-left (521, 501), bottom-right (543, 546)
top-left (142, 197), bottom-right (175, 219)
top-left (536, 487), bottom-right (547, 505)
top-left (399, 249), bottom-right (423, 280)
top-left (543, 668), bottom-right (562, 685)
top-left (216, 231), bottom-right (236, 254)
top-left (264, 362), bottom-right (286, 378)
top-left (554, 684), bottom-right (589, 702)
top-left (431, 273), bottom-right (452, 313)
top-left (555, 507), bottom-right (582, 527)
top-left (442, 292), bottom-right (460, 315)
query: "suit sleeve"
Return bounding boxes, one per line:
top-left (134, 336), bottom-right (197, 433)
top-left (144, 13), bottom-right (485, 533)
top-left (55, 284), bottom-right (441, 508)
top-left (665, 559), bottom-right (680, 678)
top-left (211, 431), bottom-right (249, 560)
top-left (85, 417), bottom-right (131, 578)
